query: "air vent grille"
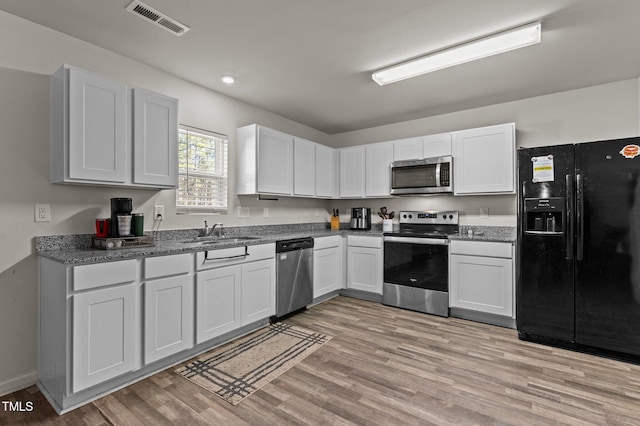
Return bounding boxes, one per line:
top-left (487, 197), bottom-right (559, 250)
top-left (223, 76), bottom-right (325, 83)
top-left (126, 0), bottom-right (190, 36)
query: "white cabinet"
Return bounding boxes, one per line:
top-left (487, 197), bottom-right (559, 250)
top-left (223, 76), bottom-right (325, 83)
top-left (449, 240), bottom-right (514, 318)
top-left (315, 144), bottom-right (337, 198)
top-left (423, 132), bottom-right (452, 158)
top-left (339, 146), bottom-right (366, 198)
top-left (365, 141), bottom-right (394, 197)
top-left (195, 244), bottom-right (275, 344)
top-left (51, 65), bottom-right (178, 188)
top-left (393, 137), bottom-right (423, 161)
top-left (132, 88), bottom-right (178, 187)
top-left (143, 253), bottom-right (193, 364)
top-left (347, 235), bottom-right (383, 294)
top-left (51, 65), bottom-right (128, 184)
top-left (313, 236), bottom-right (343, 298)
top-left (294, 137), bottom-right (316, 196)
top-left (237, 124), bottom-right (294, 195)
top-left (453, 123), bottom-right (515, 195)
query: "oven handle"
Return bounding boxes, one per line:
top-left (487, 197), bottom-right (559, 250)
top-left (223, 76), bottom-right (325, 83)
top-left (383, 236), bottom-right (449, 245)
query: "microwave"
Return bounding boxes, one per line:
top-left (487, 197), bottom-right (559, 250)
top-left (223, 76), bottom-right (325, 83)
top-left (390, 156), bottom-right (453, 195)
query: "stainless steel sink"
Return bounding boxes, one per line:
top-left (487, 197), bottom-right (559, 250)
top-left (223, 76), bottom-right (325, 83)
top-left (181, 236), bottom-right (261, 245)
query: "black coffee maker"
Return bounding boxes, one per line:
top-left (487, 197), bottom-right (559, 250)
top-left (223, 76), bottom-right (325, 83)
top-left (110, 198), bottom-right (133, 236)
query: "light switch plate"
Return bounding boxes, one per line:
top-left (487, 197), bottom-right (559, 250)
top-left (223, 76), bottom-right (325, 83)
top-left (237, 207), bottom-right (250, 218)
top-left (35, 204), bottom-right (51, 222)
top-left (263, 208), bottom-right (269, 218)
top-left (480, 208), bottom-right (489, 219)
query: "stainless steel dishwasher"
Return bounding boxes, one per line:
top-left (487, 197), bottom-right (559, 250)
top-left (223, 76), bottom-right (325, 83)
top-left (275, 237), bottom-right (314, 317)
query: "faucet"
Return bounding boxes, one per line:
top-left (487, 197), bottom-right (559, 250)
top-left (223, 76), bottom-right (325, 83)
top-left (203, 221), bottom-right (224, 237)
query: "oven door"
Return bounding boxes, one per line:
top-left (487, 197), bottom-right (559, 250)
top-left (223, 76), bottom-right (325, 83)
top-left (383, 236), bottom-right (448, 291)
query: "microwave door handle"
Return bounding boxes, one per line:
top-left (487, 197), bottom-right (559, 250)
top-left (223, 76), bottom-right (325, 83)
top-left (435, 163), bottom-right (441, 187)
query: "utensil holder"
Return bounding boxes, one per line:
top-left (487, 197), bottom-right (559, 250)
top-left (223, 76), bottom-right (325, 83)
top-left (382, 219), bottom-right (393, 233)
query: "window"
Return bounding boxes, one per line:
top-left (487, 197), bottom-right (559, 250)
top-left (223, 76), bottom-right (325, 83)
top-left (177, 126), bottom-right (228, 213)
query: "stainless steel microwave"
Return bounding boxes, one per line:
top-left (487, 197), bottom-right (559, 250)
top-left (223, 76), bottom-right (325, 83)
top-left (390, 156), bottom-right (453, 195)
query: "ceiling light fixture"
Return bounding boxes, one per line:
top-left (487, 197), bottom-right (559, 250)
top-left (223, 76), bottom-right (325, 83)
top-left (372, 21), bottom-right (541, 86)
top-left (221, 75), bottom-right (236, 85)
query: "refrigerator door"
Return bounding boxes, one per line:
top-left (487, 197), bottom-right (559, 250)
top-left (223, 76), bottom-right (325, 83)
top-left (517, 144), bottom-right (575, 341)
top-left (575, 137), bottom-right (640, 355)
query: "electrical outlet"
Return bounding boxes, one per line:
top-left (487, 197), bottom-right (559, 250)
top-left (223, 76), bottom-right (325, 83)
top-left (35, 204), bottom-right (51, 222)
top-left (263, 207), bottom-right (269, 218)
top-left (237, 207), bottom-right (250, 218)
top-left (154, 205), bottom-right (165, 220)
top-left (480, 208), bottom-right (489, 219)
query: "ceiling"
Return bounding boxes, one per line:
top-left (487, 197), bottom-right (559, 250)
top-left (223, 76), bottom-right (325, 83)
top-left (2, 0), bottom-right (640, 134)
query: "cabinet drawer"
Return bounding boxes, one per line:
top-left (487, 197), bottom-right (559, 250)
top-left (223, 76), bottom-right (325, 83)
top-left (196, 243), bottom-right (275, 271)
top-left (314, 235), bottom-right (341, 250)
top-left (347, 235), bottom-right (382, 249)
top-left (73, 259), bottom-right (137, 291)
top-left (450, 240), bottom-right (512, 258)
top-left (145, 253), bottom-right (192, 279)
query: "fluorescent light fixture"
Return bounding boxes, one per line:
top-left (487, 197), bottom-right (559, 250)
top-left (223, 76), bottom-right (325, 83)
top-left (221, 75), bottom-right (236, 84)
top-left (372, 21), bottom-right (541, 86)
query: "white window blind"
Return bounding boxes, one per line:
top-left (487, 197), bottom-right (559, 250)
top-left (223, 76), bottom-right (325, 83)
top-left (177, 126), bottom-right (228, 213)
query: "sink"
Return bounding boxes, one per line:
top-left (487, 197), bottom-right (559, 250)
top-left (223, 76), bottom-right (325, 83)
top-left (181, 236), bottom-right (261, 245)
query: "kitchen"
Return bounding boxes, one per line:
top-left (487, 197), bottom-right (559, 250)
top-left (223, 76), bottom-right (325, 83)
top-left (2, 0), bottom-right (640, 423)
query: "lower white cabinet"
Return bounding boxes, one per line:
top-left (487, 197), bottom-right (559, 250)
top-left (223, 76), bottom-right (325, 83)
top-left (449, 240), bottom-right (514, 318)
top-left (313, 235), bottom-right (343, 298)
top-left (346, 235), bottom-right (383, 294)
top-left (72, 283), bottom-right (137, 393)
top-left (195, 244), bottom-right (275, 344)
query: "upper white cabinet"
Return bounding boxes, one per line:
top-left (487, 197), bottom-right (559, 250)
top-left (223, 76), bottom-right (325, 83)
top-left (51, 66), bottom-right (128, 184)
top-left (237, 124), bottom-right (294, 196)
top-left (132, 88), bottom-right (178, 187)
top-left (393, 137), bottom-right (423, 161)
top-left (423, 132), bottom-right (452, 158)
top-left (365, 141), bottom-right (393, 197)
top-left (294, 137), bottom-right (316, 196)
top-left (50, 64), bottom-right (178, 189)
top-left (315, 144), bottom-right (337, 198)
top-left (453, 123), bottom-right (515, 195)
top-left (339, 146), bottom-right (366, 198)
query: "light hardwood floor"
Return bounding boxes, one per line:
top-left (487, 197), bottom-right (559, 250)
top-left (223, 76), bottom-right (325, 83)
top-left (4, 296), bottom-right (640, 425)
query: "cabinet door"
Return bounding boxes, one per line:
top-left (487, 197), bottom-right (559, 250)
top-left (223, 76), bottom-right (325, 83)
top-left (365, 142), bottom-right (394, 197)
top-left (144, 275), bottom-right (193, 364)
top-left (339, 146), bottom-right (365, 198)
top-left (313, 246), bottom-right (342, 298)
top-left (257, 127), bottom-right (294, 194)
top-left (423, 132), bottom-right (452, 158)
top-left (393, 137), bottom-right (423, 161)
top-left (315, 144), bottom-right (337, 198)
top-left (294, 137), bottom-right (316, 196)
top-left (453, 123), bottom-right (515, 195)
top-left (196, 265), bottom-right (242, 344)
top-left (73, 284), bottom-right (136, 392)
top-left (133, 88), bottom-right (178, 187)
top-left (347, 246), bottom-right (382, 294)
top-left (68, 68), bottom-right (127, 183)
top-left (241, 258), bottom-right (276, 325)
top-left (450, 254), bottom-right (513, 317)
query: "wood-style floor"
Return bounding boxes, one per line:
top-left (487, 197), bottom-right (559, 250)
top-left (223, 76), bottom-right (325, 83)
top-left (4, 296), bottom-right (640, 425)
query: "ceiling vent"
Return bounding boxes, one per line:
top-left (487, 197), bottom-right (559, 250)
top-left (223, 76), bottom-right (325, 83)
top-left (125, 0), bottom-right (190, 36)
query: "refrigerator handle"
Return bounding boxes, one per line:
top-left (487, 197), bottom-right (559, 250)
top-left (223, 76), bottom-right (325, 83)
top-left (576, 173), bottom-right (584, 261)
top-left (566, 174), bottom-right (574, 260)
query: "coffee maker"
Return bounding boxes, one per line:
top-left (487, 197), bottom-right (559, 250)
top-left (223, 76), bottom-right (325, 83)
top-left (110, 197), bottom-right (133, 236)
top-left (350, 207), bottom-right (371, 230)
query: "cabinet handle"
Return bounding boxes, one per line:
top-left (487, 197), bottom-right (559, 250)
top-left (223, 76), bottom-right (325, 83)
top-left (204, 247), bottom-right (250, 261)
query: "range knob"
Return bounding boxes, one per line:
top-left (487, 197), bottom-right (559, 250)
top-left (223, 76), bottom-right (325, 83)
top-left (449, 214), bottom-right (453, 220)
top-left (442, 214), bottom-right (446, 219)
top-left (402, 214), bottom-right (408, 219)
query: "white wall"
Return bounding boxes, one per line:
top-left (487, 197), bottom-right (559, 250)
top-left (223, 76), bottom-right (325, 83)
top-left (329, 79), bottom-right (639, 226)
top-left (0, 8), bottom-right (639, 396)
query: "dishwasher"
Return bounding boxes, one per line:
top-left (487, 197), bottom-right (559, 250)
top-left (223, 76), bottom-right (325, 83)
top-left (275, 237), bottom-right (314, 318)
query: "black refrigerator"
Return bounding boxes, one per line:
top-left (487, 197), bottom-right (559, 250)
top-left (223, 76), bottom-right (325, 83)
top-left (517, 137), bottom-right (640, 358)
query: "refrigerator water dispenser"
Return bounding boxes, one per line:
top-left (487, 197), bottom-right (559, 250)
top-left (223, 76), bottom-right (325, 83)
top-left (524, 197), bottom-right (565, 234)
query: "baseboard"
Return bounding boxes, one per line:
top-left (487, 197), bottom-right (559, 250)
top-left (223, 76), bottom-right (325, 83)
top-left (339, 289), bottom-right (383, 303)
top-left (450, 307), bottom-right (516, 329)
top-left (0, 371), bottom-right (38, 397)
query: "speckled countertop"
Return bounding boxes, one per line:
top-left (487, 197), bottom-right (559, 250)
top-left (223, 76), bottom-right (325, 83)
top-left (36, 223), bottom-right (515, 265)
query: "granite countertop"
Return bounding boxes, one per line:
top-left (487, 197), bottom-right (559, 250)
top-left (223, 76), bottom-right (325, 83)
top-left (448, 226), bottom-right (516, 243)
top-left (36, 225), bottom-right (384, 265)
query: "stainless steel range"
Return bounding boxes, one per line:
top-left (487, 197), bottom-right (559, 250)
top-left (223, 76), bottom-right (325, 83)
top-left (383, 210), bottom-right (459, 317)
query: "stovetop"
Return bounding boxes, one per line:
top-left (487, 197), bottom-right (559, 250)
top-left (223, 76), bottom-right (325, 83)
top-left (384, 210), bottom-right (459, 239)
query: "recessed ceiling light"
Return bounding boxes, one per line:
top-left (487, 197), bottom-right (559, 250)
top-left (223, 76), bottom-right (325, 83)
top-left (372, 21), bottom-right (542, 86)
top-left (221, 75), bottom-right (236, 85)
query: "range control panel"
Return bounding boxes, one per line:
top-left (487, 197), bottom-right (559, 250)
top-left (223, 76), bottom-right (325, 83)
top-left (399, 211), bottom-right (459, 225)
